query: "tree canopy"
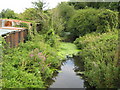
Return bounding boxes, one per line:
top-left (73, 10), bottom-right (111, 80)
top-left (0, 9), bottom-right (18, 19)
top-left (19, 8), bottom-right (37, 20)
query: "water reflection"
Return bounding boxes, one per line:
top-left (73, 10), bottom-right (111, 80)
top-left (48, 57), bottom-right (87, 88)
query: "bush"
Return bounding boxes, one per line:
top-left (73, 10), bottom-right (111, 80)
top-left (97, 9), bottom-right (118, 33)
top-left (74, 30), bottom-right (120, 88)
top-left (2, 35), bottom-right (62, 88)
top-left (68, 8), bottom-right (118, 38)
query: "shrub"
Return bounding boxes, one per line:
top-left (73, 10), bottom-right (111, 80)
top-left (68, 8), bottom-right (118, 38)
top-left (96, 9), bottom-right (118, 33)
top-left (2, 35), bottom-right (61, 88)
top-left (74, 30), bottom-right (120, 88)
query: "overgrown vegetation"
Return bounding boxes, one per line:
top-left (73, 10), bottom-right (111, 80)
top-left (72, 2), bottom-right (119, 88)
top-left (2, 34), bottom-right (62, 88)
top-left (68, 8), bottom-right (118, 39)
top-left (1, 0), bottom-right (119, 88)
top-left (74, 30), bottom-right (119, 88)
top-left (68, 2), bottom-right (118, 11)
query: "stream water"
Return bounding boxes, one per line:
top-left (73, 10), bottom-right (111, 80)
top-left (48, 56), bottom-right (89, 88)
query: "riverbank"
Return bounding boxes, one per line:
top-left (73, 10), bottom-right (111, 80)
top-left (2, 35), bottom-right (80, 88)
top-left (2, 35), bottom-right (61, 88)
top-left (74, 30), bottom-right (120, 88)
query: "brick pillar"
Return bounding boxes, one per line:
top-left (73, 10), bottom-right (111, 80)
top-left (20, 30), bottom-right (24, 43)
top-left (14, 31), bottom-right (19, 47)
top-left (10, 33), bottom-right (15, 48)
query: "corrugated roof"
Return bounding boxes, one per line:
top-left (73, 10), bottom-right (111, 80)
top-left (0, 29), bottom-right (18, 36)
top-left (1, 27), bottom-right (25, 30)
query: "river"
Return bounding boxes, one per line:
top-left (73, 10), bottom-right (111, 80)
top-left (47, 56), bottom-right (89, 88)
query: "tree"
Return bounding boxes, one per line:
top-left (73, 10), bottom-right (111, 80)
top-left (48, 8), bottom-right (65, 35)
top-left (86, 2), bottom-right (118, 11)
top-left (68, 2), bottom-right (119, 11)
top-left (32, 0), bottom-right (45, 11)
top-left (56, 2), bottom-right (75, 32)
top-left (68, 2), bottom-right (87, 9)
top-left (19, 8), bottom-right (37, 20)
top-left (32, 0), bottom-right (51, 33)
top-left (0, 9), bottom-right (18, 19)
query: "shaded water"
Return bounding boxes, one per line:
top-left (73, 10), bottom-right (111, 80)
top-left (48, 56), bottom-right (89, 88)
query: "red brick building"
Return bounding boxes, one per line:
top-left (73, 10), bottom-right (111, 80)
top-left (0, 19), bottom-right (31, 48)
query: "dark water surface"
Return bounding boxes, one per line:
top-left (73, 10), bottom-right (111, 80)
top-left (48, 57), bottom-right (88, 88)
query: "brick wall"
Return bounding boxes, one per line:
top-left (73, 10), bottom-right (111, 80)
top-left (4, 29), bottom-right (28, 48)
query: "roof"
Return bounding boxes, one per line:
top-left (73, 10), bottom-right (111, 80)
top-left (0, 28), bottom-right (18, 36)
top-left (0, 27), bottom-right (25, 30)
top-left (0, 19), bottom-right (31, 24)
top-left (0, 19), bottom-right (29, 36)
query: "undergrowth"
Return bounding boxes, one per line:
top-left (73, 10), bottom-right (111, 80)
top-left (2, 34), bottom-right (62, 88)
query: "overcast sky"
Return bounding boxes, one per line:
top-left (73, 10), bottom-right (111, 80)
top-left (0, 0), bottom-right (69, 13)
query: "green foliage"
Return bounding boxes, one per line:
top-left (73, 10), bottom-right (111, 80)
top-left (86, 2), bottom-right (119, 11)
top-left (58, 42), bottom-right (80, 59)
top-left (96, 9), bottom-right (118, 33)
top-left (57, 2), bottom-right (75, 22)
top-left (14, 22), bottom-right (29, 28)
top-left (29, 1), bottom-right (65, 46)
top-left (2, 34), bottom-right (62, 88)
top-left (68, 8), bottom-right (98, 37)
top-left (50, 8), bottom-right (65, 36)
top-left (0, 37), bottom-right (3, 88)
top-left (32, 0), bottom-right (46, 11)
top-left (68, 2), bottom-right (119, 11)
top-left (68, 2), bottom-right (87, 9)
top-left (1, 1), bottom-right (119, 88)
top-left (56, 2), bottom-right (75, 31)
top-left (44, 29), bottom-right (61, 48)
top-left (68, 8), bottom-right (118, 38)
top-left (18, 8), bottom-right (37, 20)
top-left (74, 30), bottom-right (120, 88)
top-left (0, 9), bottom-right (18, 19)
